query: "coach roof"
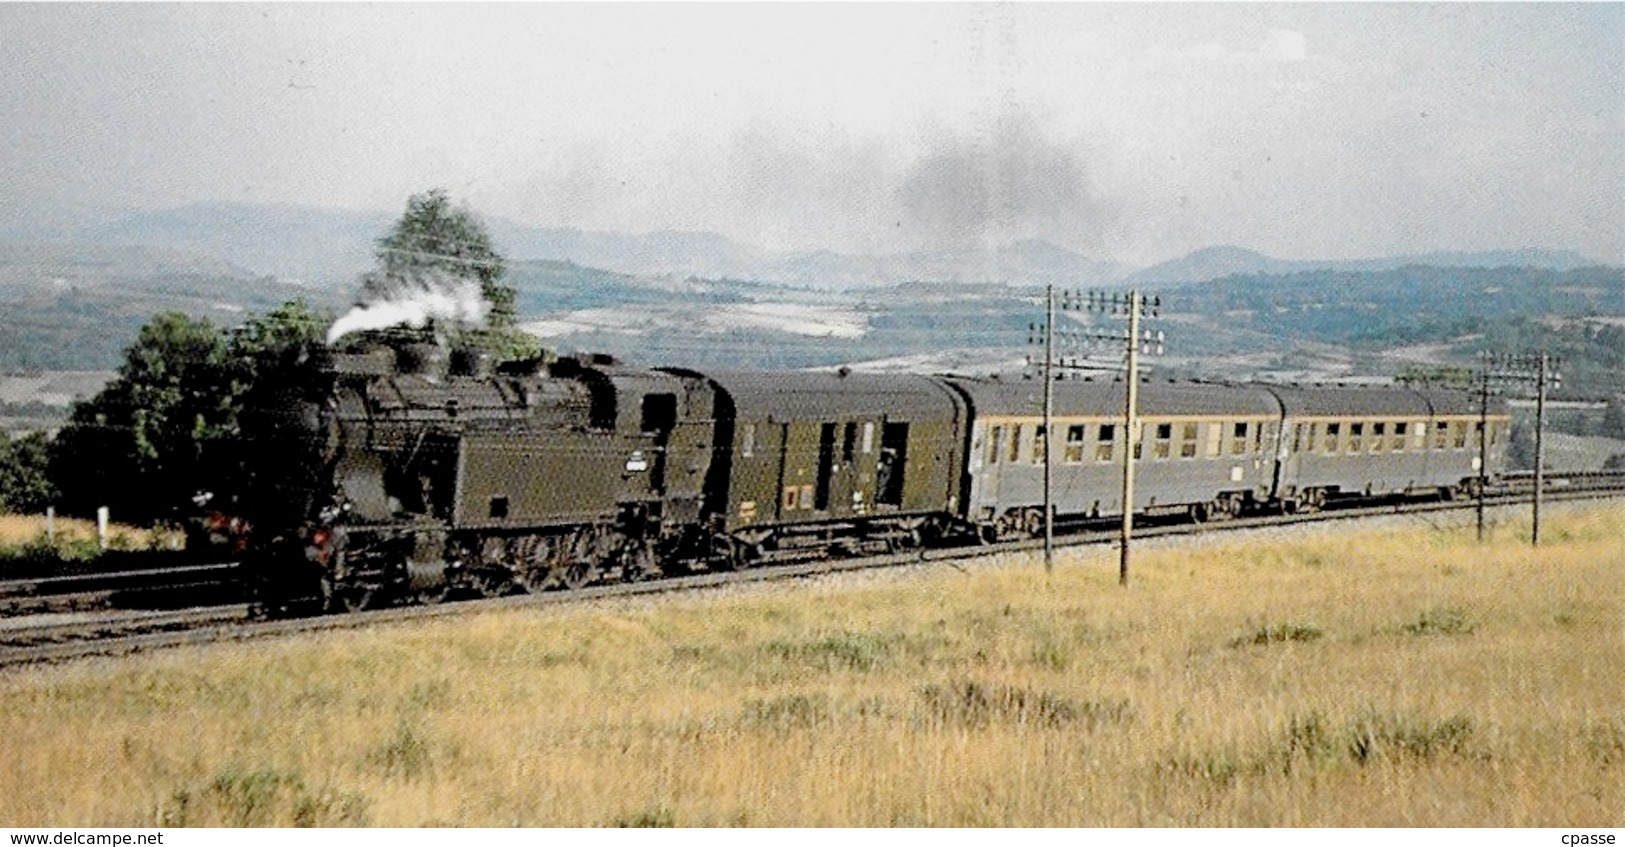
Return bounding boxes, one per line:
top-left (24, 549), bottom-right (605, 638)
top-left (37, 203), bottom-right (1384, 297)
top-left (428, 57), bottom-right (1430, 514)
top-left (1263, 384), bottom-right (1460, 418)
top-left (702, 369), bottom-right (964, 422)
top-left (945, 377), bottom-right (1282, 418)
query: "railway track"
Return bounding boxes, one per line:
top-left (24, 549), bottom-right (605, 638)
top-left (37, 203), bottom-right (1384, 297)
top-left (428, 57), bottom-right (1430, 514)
top-left (0, 562), bottom-right (240, 617)
top-left (1, 475), bottom-right (1620, 670)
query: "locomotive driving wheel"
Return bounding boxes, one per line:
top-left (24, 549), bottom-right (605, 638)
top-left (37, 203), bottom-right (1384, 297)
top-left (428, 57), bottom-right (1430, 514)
top-left (322, 576), bottom-right (376, 613)
top-left (514, 535), bottom-right (560, 593)
top-left (561, 558), bottom-right (596, 591)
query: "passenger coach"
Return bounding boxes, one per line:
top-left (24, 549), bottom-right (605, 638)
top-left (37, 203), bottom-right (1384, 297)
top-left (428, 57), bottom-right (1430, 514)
top-left (945, 377), bottom-right (1284, 537)
top-left (1267, 384), bottom-right (1509, 509)
top-left (703, 369), bottom-right (967, 563)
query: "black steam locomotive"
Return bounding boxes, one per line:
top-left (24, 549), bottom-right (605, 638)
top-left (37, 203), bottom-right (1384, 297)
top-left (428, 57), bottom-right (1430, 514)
top-left (238, 342), bottom-right (1508, 612)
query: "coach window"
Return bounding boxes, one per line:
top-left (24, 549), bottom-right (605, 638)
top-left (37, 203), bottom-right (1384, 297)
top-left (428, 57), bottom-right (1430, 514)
top-left (1433, 421), bottom-right (1450, 450)
top-left (842, 422), bottom-right (859, 464)
top-left (1488, 421), bottom-right (1500, 446)
top-left (1206, 422), bottom-right (1224, 457)
top-left (1064, 425), bottom-right (1086, 463)
top-left (1009, 424), bottom-right (1024, 464)
top-left (1452, 420), bottom-right (1469, 449)
top-left (1349, 422), bottom-right (1364, 453)
top-left (1390, 422), bottom-right (1407, 452)
top-left (1096, 424), bottom-right (1115, 461)
top-left (987, 426), bottom-right (1004, 465)
top-left (1032, 425), bottom-right (1048, 465)
top-left (1152, 422), bottom-right (1172, 459)
top-left (1180, 423), bottom-right (1199, 458)
top-left (1369, 422), bottom-right (1385, 453)
top-left (1322, 422), bottom-right (1341, 454)
top-left (1231, 421), bottom-right (1249, 455)
top-left (1292, 423), bottom-right (1305, 453)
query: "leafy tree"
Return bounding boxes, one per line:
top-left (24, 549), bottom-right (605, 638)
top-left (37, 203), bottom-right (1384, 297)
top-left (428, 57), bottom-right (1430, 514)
top-left (49, 313), bottom-right (233, 522)
top-left (362, 188), bottom-right (542, 362)
top-left (228, 299), bottom-right (330, 382)
top-left (46, 301), bottom-right (330, 524)
top-left (0, 431), bottom-right (54, 514)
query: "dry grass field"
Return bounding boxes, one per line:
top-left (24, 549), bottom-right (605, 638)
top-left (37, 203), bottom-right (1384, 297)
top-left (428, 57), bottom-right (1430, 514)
top-left (1, 503), bottom-right (1620, 827)
top-left (0, 513), bottom-right (178, 559)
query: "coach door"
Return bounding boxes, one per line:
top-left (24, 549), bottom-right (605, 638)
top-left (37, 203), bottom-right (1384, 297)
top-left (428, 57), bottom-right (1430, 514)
top-left (877, 421), bottom-right (909, 507)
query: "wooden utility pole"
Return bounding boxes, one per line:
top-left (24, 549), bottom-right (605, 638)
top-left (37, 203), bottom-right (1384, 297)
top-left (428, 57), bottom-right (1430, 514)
top-left (1118, 292), bottom-right (1142, 587)
top-left (1034, 289), bottom-right (1163, 587)
top-left (1533, 352), bottom-right (1550, 546)
top-left (1479, 351), bottom-right (1560, 547)
top-left (1042, 285), bottom-right (1056, 572)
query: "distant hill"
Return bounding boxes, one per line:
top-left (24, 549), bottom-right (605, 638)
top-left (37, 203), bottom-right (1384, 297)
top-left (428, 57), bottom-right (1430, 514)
top-left (73, 203), bottom-right (391, 290)
top-left (0, 242), bottom-right (340, 370)
top-left (1126, 244), bottom-right (1600, 286)
top-left (7, 201), bottom-right (1606, 291)
top-left (21, 202), bottom-right (1130, 289)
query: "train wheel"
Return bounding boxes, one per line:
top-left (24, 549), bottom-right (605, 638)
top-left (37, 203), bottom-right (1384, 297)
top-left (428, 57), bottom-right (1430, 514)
top-left (415, 584), bottom-right (450, 605)
top-left (325, 578), bottom-right (375, 613)
top-left (712, 536), bottom-right (761, 571)
top-left (562, 559), bottom-right (596, 591)
top-left (342, 587), bottom-right (376, 612)
top-left (514, 535), bottom-right (560, 593)
top-left (1022, 509), bottom-right (1045, 537)
top-left (626, 543), bottom-right (660, 582)
top-left (473, 572), bottom-right (512, 599)
top-left (1187, 502), bottom-right (1210, 523)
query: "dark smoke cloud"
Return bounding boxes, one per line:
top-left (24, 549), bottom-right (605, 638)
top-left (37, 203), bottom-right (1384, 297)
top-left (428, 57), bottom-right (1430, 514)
top-left (894, 115), bottom-right (1108, 252)
top-left (504, 113), bottom-right (1111, 257)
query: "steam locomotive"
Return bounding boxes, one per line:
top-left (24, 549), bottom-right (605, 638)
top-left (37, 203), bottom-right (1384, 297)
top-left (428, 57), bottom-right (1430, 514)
top-left (238, 342), bottom-right (1508, 612)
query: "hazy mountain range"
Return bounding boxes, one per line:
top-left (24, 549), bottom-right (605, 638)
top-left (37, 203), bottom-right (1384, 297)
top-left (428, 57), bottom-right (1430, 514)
top-left (0, 202), bottom-right (1604, 293)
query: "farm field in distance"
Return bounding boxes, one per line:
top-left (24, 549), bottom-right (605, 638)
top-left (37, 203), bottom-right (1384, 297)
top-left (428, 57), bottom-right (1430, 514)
top-left (0, 503), bottom-right (1620, 826)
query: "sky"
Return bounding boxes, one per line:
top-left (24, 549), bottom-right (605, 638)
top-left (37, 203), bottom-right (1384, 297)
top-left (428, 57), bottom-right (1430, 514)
top-left (1, 3), bottom-right (1621, 266)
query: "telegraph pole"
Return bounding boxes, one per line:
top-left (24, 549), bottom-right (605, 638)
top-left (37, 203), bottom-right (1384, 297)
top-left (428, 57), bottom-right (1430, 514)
top-left (1033, 289), bottom-right (1163, 586)
top-left (1533, 352), bottom-right (1551, 546)
top-left (1042, 285), bottom-right (1056, 572)
top-left (1478, 352), bottom-right (1561, 547)
top-left (1474, 353), bottom-right (1492, 543)
top-left (1118, 292), bottom-right (1143, 587)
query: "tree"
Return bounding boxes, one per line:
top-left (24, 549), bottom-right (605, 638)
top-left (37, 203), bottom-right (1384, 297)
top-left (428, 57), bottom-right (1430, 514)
top-left (49, 313), bottom-right (233, 522)
top-left (46, 301), bottom-right (330, 524)
top-left (362, 188), bottom-right (541, 362)
top-left (0, 431), bottom-right (54, 514)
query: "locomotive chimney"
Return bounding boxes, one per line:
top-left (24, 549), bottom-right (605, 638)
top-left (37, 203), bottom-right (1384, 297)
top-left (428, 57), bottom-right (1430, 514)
top-left (396, 342), bottom-right (449, 380)
top-left (449, 345), bottom-right (492, 378)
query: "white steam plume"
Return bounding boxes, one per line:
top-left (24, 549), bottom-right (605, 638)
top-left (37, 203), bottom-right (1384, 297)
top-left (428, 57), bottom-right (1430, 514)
top-left (326, 268), bottom-right (490, 345)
